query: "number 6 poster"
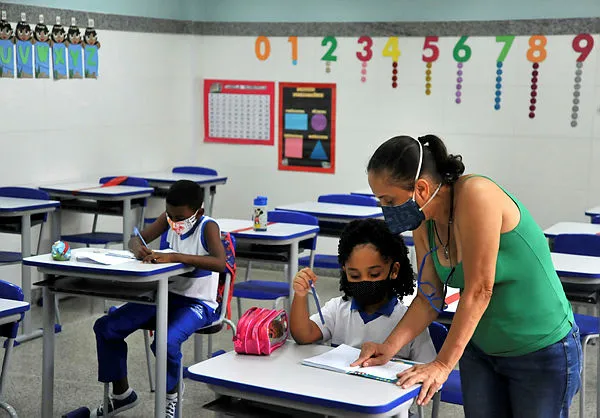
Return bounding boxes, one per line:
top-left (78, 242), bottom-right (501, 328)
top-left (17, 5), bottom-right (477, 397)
top-left (278, 82), bottom-right (336, 174)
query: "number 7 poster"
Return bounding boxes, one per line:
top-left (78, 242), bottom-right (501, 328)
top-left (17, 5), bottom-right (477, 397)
top-left (278, 82), bottom-right (336, 174)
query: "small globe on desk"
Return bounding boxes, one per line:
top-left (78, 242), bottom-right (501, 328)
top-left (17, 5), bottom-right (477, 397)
top-left (51, 240), bottom-right (71, 261)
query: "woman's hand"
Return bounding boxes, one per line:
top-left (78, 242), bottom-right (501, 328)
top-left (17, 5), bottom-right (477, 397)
top-left (350, 341), bottom-right (397, 367)
top-left (396, 360), bottom-right (452, 406)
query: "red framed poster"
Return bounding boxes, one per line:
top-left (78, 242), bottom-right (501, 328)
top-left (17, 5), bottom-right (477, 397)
top-left (204, 79), bottom-right (275, 145)
top-left (278, 82), bottom-right (336, 174)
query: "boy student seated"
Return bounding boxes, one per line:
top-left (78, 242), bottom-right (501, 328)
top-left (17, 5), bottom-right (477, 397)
top-left (91, 180), bottom-right (226, 418)
top-left (291, 218), bottom-right (436, 362)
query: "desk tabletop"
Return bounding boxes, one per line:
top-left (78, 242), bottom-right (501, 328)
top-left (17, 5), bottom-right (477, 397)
top-left (0, 196), bottom-right (60, 214)
top-left (276, 201), bottom-right (383, 220)
top-left (40, 182), bottom-right (154, 199)
top-left (543, 222), bottom-right (600, 238)
top-left (188, 343), bottom-right (420, 415)
top-left (0, 298), bottom-right (30, 317)
top-left (23, 249), bottom-right (190, 278)
top-left (136, 171), bottom-right (228, 185)
top-left (585, 206), bottom-right (600, 217)
top-left (217, 219), bottom-right (319, 241)
top-left (552, 252), bottom-right (600, 279)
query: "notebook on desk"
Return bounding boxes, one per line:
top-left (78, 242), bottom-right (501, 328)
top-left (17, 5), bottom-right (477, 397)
top-left (74, 249), bottom-right (136, 265)
top-left (301, 344), bottom-right (413, 384)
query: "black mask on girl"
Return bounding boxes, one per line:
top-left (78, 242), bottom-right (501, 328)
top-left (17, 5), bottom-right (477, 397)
top-left (345, 267), bottom-right (395, 307)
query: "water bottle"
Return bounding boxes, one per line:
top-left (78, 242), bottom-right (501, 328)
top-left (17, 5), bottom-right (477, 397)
top-left (253, 196), bottom-right (268, 231)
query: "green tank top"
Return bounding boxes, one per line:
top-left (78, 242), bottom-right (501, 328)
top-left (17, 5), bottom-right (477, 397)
top-left (428, 176), bottom-right (573, 356)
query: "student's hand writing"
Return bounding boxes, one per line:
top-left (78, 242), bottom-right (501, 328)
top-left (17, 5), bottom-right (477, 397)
top-left (130, 240), bottom-right (152, 260)
top-left (293, 268), bottom-right (318, 297)
top-left (350, 341), bottom-right (397, 367)
top-left (142, 251), bottom-right (177, 264)
top-left (396, 360), bottom-right (451, 406)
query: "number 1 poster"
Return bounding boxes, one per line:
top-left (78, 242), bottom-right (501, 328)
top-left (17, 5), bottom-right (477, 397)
top-left (278, 82), bottom-right (336, 174)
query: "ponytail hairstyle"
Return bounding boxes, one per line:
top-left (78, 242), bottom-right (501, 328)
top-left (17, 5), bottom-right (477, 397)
top-left (367, 134), bottom-right (465, 190)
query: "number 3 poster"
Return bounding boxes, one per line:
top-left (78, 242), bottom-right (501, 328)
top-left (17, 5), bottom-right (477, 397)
top-left (278, 82), bottom-right (336, 174)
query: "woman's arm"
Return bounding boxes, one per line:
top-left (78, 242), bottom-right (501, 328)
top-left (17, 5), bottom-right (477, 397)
top-left (352, 223), bottom-right (442, 366)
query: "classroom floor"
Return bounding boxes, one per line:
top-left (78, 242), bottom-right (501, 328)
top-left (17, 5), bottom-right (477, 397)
top-left (2, 267), bottom-right (596, 417)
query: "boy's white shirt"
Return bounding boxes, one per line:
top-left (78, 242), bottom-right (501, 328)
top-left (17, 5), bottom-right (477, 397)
top-left (309, 296), bottom-right (437, 363)
top-left (166, 215), bottom-right (220, 308)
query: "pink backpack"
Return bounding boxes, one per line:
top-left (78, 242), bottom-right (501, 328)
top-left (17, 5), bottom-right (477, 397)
top-left (234, 307), bottom-right (288, 355)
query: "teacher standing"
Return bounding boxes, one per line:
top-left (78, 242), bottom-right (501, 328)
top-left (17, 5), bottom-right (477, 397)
top-left (353, 135), bottom-right (582, 418)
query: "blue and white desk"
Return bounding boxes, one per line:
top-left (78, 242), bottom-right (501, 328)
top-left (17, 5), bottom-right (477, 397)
top-left (551, 252), bottom-right (600, 418)
top-left (217, 219), bottom-right (320, 311)
top-left (23, 250), bottom-right (192, 418)
top-left (40, 182), bottom-right (154, 250)
top-left (0, 298), bottom-right (30, 416)
top-left (188, 342), bottom-right (420, 418)
top-left (136, 172), bottom-right (227, 217)
top-left (351, 189), bottom-right (376, 198)
top-left (585, 206), bottom-right (600, 220)
top-left (543, 222), bottom-right (600, 238)
top-left (276, 201), bottom-right (383, 226)
top-left (0, 196), bottom-right (59, 342)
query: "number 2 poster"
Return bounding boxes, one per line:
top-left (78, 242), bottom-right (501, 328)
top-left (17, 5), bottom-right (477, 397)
top-left (278, 82), bottom-right (336, 174)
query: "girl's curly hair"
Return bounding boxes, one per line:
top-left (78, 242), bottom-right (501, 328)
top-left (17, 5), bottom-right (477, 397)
top-left (338, 219), bottom-right (415, 301)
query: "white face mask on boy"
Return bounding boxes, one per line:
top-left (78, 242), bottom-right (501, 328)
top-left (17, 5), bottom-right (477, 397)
top-left (166, 211), bottom-right (198, 236)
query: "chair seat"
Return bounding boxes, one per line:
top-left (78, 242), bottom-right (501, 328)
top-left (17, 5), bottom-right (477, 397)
top-left (61, 232), bottom-right (124, 245)
top-left (440, 370), bottom-right (463, 405)
top-left (233, 281), bottom-right (289, 300)
top-left (574, 313), bottom-right (600, 337)
top-left (0, 252), bottom-right (22, 264)
top-left (298, 254), bottom-right (340, 269)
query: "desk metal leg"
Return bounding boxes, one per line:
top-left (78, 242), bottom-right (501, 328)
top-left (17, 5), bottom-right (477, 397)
top-left (41, 283), bottom-right (56, 418)
top-left (122, 199), bottom-right (132, 250)
top-left (287, 243), bottom-right (299, 313)
top-left (51, 209), bottom-right (62, 243)
top-left (155, 280), bottom-right (168, 417)
top-left (20, 215), bottom-right (32, 336)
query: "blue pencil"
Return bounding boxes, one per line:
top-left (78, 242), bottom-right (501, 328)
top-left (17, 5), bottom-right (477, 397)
top-left (309, 280), bottom-right (325, 324)
top-left (133, 226), bottom-right (149, 248)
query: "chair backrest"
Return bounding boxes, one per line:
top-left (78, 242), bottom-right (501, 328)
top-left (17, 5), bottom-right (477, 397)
top-left (318, 194), bottom-right (378, 207)
top-left (268, 210), bottom-right (319, 226)
top-left (428, 322), bottom-right (448, 353)
top-left (172, 166), bottom-right (218, 176)
top-left (591, 215), bottom-right (600, 224)
top-left (99, 176), bottom-right (150, 188)
top-left (553, 234), bottom-right (600, 257)
top-left (0, 187), bottom-right (50, 201)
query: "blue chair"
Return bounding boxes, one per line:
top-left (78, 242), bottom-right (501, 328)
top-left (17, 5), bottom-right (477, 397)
top-left (591, 215), bottom-right (600, 224)
top-left (0, 280), bottom-right (27, 417)
top-left (298, 194), bottom-right (378, 270)
top-left (0, 187), bottom-right (51, 265)
top-left (234, 210), bottom-right (318, 318)
top-left (61, 176), bottom-right (150, 248)
top-left (427, 322), bottom-right (463, 416)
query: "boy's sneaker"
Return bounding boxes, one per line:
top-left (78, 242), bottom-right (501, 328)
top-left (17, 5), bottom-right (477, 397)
top-left (91, 388), bottom-right (139, 417)
top-left (165, 382), bottom-right (185, 418)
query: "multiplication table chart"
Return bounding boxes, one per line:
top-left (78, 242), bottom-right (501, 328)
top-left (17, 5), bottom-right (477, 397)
top-left (204, 79), bottom-right (275, 145)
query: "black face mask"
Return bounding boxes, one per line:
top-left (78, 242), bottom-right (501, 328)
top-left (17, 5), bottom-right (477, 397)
top-left (346, 268), bottom-right (394, 307)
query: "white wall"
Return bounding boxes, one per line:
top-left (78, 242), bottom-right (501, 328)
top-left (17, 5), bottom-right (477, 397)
top-left (195, 35), bottom-right (600, 234)
top-left (0, 28), bottom-right (196, 286)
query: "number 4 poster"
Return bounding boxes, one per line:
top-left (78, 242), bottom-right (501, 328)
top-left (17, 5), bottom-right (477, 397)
top-left (279, 82), bottom-right (336, 174)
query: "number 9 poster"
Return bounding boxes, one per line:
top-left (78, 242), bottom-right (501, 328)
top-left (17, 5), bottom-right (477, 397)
top-left (278, 82), bottom-right (336, 174)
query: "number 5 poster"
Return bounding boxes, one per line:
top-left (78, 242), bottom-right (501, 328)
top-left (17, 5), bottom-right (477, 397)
top-left (278, 82), bottom-right (336, 174)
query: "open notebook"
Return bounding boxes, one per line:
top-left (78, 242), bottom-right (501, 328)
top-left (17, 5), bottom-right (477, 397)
top-left (301, 344), bottom-right (414, 384)
top-left (74, 249), bottom-right (136, 265)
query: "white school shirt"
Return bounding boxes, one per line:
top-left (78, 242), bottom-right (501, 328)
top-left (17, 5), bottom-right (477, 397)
top-left (310, 296), bottom-right (437, 363)
top-left (166, 215), bottom-right (220, 309)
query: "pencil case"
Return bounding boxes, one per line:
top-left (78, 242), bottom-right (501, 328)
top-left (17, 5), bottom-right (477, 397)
top-left (234, 307), bottom-right (288, 355)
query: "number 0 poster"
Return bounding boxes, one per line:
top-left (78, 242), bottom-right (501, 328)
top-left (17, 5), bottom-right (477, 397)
top-left (278, 83), bottom-right (336, 173)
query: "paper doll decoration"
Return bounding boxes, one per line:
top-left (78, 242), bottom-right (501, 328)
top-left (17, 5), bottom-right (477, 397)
top-left (0, 14), bottom-right (15, 78)
top-left (50, 18), bottom-right (67, 80)
top-left (82, 20), bottom-right (100, 78)
top-left (66, 20), bottom-right (83, 79)
top-left (15, 15), bottom-right (34, 78)
top-left (33, 15), bottom-right (50, 78)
